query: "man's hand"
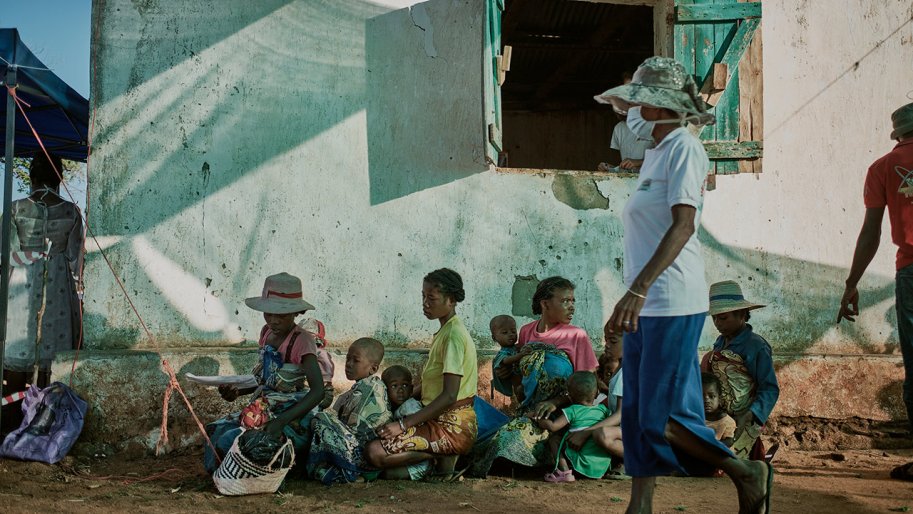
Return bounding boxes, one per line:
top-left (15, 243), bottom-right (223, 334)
top-left (495, 364), bottom-right (513, 381)
top-left (263, 418), bottom-right (286, 438)
top-left (377, 421), bottom-right (403, 441)
top-left (566, 430), bottom-right (591, 451)
top-left (836, 285), bottom-right (860, 323)
top-left (530, 400), bottom-right (557, 420)
top-left (619, 159), bottom-right (643, 170)
top-left (218, 384), bottom-right (239, 402)
top-left (735, 410), bottom-right (756, 429)
top-left (609, 291), bottom-right (646, 333)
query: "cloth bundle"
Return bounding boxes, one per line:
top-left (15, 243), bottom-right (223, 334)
top-left (0, 382), bottom-right (87, 464)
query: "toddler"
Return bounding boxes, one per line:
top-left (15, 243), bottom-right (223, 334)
top-left (306, 338), bottom-right (392, 484)
top-left (380, 365), bottom-right (433, 480)
top-left (490, 315), bottom-right (523, 399)
top-left (597, 326), bottom-right (623, 402)
top-left (299, 318), bottom-right (336, 408)
top-left (702, 372), bottom-right (735, 447)
top-left (536, 371), bottom-right (614, 482)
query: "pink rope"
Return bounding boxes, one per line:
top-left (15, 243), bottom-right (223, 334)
top-left (8, 85), bottom-right (220, 464)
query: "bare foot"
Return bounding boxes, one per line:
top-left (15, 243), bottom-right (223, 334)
top-left (734, 460), bottom-right (772, 514)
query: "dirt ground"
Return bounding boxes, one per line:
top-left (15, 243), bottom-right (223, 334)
top-left (1, 448), bottom-right (912, 513)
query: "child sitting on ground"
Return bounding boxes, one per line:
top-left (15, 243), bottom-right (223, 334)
top-left (380, 365), bottom-right (433, 480)
top-left (536, 371), bottom-right (614, 482)
top-left (702, 372), bottom-right (736, 447)
top-left (575, 322), bottom-right (625, 476)
top-left (306, 338), bottom-right (392, 484)
top-left (489, 315), bottom-right (523, 400)
top-left (596, 326), bottom-right (623, 406)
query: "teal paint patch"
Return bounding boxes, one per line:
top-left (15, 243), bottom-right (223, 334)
top-left (551, 175), bottom-right (610, 210)
top-left (511, 274), bottom-right (539, 318)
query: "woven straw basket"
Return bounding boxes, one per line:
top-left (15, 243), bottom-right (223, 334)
top-left (212, 433), bottom-right (295, 496)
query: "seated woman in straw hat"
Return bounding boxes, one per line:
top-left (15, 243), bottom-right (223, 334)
top-left (203, 272), bottom-right (325, 473)
top-left (598, 56), bottom-right (772, 513)
top-left (701, 280), bottom-right (780, 461)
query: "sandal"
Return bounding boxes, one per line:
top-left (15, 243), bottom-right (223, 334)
top-left (422, 466), bottom-right (468, 483)
top-left (745, 462), bottom-right (774, 514)
top-left (544, 469), bottom-right (576, 483)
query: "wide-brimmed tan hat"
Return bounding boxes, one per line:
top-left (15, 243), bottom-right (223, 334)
top-left (245, 272), bottom-right (315, 314)
top-left (891, 102), bottom-right (913, 140)
top-left (708, 280), bottom-right (765, 316)
top-left (594, 56), bottom-right (715, 126)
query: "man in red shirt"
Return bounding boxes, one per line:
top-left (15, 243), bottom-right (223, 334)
top-left (838, 102), bottom-right (913, 480)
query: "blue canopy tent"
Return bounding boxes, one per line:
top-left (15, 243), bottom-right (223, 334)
top-left (0, 28), bottom-right (89, 161)
top-left (0, 28), bottom-right (89, 427)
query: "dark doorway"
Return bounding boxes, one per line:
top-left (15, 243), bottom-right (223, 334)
top-left (501, 0), bottom-right (653, 170)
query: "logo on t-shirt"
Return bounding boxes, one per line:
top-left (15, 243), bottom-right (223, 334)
top-left (896, 165), bottom-right (913, 198)
top-left (637, 179), bottom-right (652, 191)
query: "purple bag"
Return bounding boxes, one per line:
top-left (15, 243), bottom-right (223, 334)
top-left (0, 382), bottom-right (87, 464)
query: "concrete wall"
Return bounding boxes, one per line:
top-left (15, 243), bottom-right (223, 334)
top-left (74, 0), bottom-right (913, 451)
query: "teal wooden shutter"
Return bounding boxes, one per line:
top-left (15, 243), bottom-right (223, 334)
top-left (485, 0), bottom-right (505, 165)
top-left (674, 0), bottom-right (762, 175)
top-left (365, 0), bottom-right (491, 203)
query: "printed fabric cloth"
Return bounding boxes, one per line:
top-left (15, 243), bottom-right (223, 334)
top-left (392, 398), bottom-right (433, 480)
top-left (518, 343), bottom-right (574, 410)
top-left (491, 346), bottom-right (517, 397)
top-left (380, 397), bottom-right (477, 456)
top-left (203, 325), bottom-right (319, 473)
top-left (467, 345), bottom-right (575, 477)
top-left (700, 324), bottom-right (779, 458)
top-left (306, 375), bottom-right (392, 484)
top-left (5, 197), bottom-right (83, 372)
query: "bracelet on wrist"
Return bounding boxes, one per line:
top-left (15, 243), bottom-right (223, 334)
top-left (627, 288), bottom-right (647, 299)
top-left (398, 419), bottom-right (407, 432)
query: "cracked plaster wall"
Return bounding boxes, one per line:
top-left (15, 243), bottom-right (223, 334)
top-left (77, 0), bottom-right (913, 444)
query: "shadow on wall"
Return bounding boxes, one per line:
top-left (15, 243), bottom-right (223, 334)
top-left (86, 0), bottom-right (393, 347)
top-left (699, 227), bottom-right (896, 355)
top-left (365, 0), bottom-right (490, 205)
top-left (92, 0), bottom-right (387, 235)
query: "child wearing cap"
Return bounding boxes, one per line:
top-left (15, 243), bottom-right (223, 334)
top-left (701, 280), bottom-right (780, 460)
top-left (203, 272), bottom-right (326, 473)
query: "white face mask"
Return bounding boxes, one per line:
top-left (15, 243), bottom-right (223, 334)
top-left (628, 106), bottom-right (692, 142)
top-left (626, 106), bottom-right (655, 142)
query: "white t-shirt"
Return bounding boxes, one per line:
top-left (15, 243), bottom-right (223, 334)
top-left (621, 127), bottom-right (710, 317)
top-left (610, 121), bottom-right (654, 161)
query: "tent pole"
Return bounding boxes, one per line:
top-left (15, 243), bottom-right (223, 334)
top-left (0, 66), bottom-right (17, 430)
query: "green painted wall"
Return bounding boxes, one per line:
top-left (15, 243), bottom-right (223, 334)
top-left (75, 0), bottom-right (913, 450)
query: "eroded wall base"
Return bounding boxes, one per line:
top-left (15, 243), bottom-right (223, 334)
top-left (50, 348), bottom-right (908, 455)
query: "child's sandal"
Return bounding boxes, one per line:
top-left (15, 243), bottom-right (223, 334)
top-left (544, 469), bottom-right (575, 483)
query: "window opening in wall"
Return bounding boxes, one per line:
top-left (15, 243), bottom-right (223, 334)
top-left (499, 0), bottom-right (654, 172)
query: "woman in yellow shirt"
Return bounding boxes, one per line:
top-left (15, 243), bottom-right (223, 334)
top-left (367, 269), bottom-right (478, 476)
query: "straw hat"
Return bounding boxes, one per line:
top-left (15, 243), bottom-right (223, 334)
top-left (245, 272), bottom-right (315, 314)
top-left (594, 56), bottom-right (715, 126)
top-left (708, 280), bottom-right (765, 316)
top-left (891, 102), bottom-right (913, 140)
